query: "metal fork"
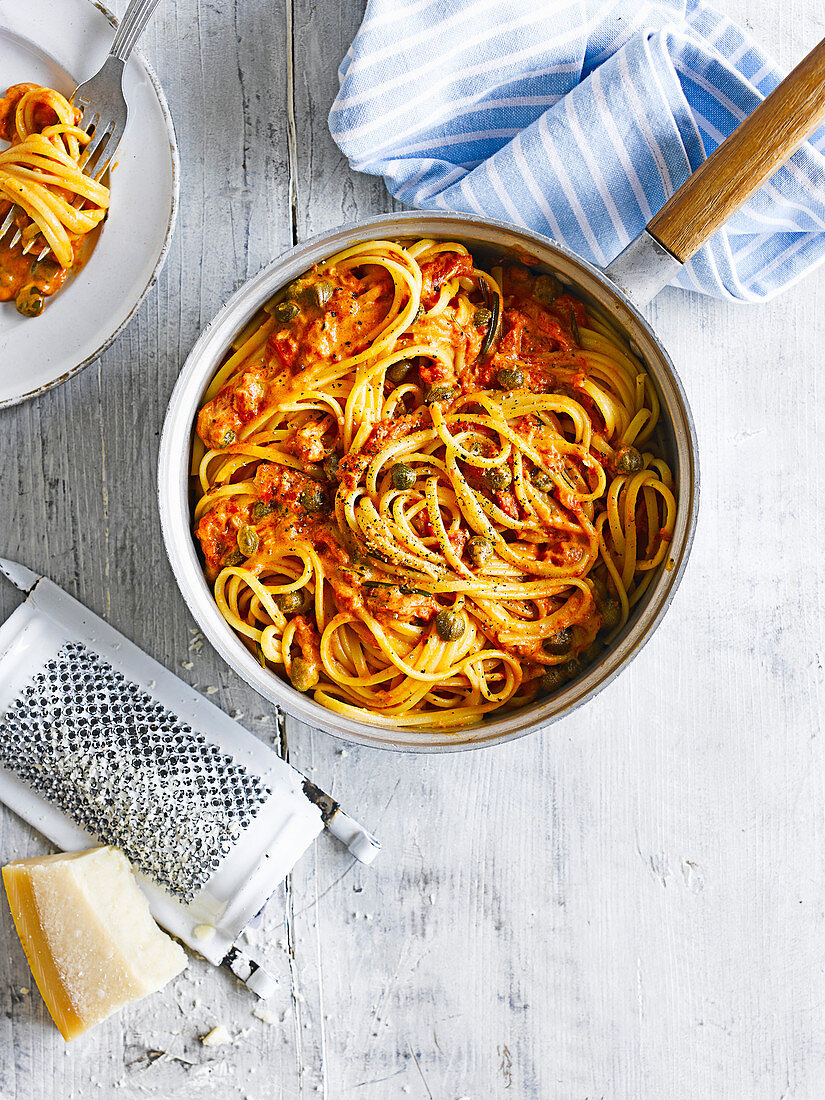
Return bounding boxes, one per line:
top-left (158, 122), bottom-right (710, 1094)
top-left (0, 0), bottom-right (162, 258)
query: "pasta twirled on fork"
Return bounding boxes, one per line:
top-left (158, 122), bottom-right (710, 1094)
top-left (0, 83), bottom-right (109, 316)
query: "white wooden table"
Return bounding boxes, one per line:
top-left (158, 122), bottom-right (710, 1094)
top-left (2, 1), bottom-right (824, 1096)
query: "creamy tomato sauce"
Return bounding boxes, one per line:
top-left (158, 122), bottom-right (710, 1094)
top-left (191, 238), bottom-right (678, 726)
top-left (194, 254), bottom-right (610, 672)
top-left (0, 203), bottom-right (71, 306)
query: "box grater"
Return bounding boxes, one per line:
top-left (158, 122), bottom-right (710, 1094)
top-left (0, 558), bottom-right (379, 997)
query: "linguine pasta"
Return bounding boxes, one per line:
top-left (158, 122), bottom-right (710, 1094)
top-left (192, 238), bottom-right (676, 730)
top-left (0, 83), bottom-right (110, 316)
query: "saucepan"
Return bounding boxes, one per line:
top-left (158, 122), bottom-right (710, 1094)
top-left (158, 39), bottom-right (825, 752)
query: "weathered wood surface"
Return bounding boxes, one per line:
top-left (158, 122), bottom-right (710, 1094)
top-left (1, 1), bottom-right (824, 1097)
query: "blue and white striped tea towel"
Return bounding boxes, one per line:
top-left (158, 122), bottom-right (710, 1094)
top-left (329, 0), bottom-right (825, 302)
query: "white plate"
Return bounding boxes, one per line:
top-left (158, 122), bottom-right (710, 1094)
top-left (0, 0), bottom-right (178, 407)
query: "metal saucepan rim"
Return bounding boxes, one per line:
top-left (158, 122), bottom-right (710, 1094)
top-left (158, 211), bottom-right (699, 752)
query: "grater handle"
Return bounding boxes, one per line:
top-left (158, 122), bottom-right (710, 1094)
top-left (223, 944), bottom-right (278, 999)
top-left (301, 779), bottom-right (381, 864)
top-left (326, 807), bottom-right (381, 864)
top-left (0, 558), bottom-right (42, 593)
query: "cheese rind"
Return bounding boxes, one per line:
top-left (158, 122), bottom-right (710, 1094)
top-left (2, 846), bottom-right (187, 1041)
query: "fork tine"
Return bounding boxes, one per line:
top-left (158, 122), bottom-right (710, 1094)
top-left (90, 127), bottom-right (123, 182)
top-left (73, 102), bottom-right (88, 128)
top-left (91, 137), bottom-right (122, 183)
top-left (79, 122), bottom-right (116, 176)
top-left (0, 206), bottom-right (16, 240)
top-left (22, 232), bottom-right (42, 256)
top-left (2, 204), bottom-right (29, 251)
top-left (74, 103), bottom-right (98, 132)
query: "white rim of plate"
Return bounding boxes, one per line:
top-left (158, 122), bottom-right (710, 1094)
top-left (0, 0), bottom-right (179, 408)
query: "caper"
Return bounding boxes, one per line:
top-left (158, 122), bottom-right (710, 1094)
top-left (616, 446), bottom-right (643, 474)
top-left (390, 463), bottom-right (415, 490)
top-left (32, 257), bottom-right (60, 286)
top-left (424, 383), bottom-right (456, 405)
top-left (601, 599), bottom-right (621, 630)
top-left (467, 535), bottom-right (494, 566)
top-left (542, 628), bottom-right (572, 656)
top-left (533, 273), bottom-right (562, 303)
top-left (531, 467), bottom-right (554, 491)
top-left (539, 666), bottom-right (568, 694)
top-left (435, 609), bottom-right (464, 641)
top-left (224, 550), bottom-right (245, 567)
top-left (313, 280), bottom-right (334, 307)
top-left (473, 306), bottom-right (493, 329)
top-left (277, 590), bottom-right (306, 614)
top-left (252, 500), bottom-right (274, 519)
top-left (539, 658), bottom-right (581, 694)
top-left (299, 485), bottom-right (327, 512)
top-left (274, 300), bottom-right (300, 323)
top-left (485, 466), bottom-right (512, 490)
top-left (496, 367), bottom-right (524, 390)
top-left (386, 360), bottom-right (413, 383)
top-left (590, 575), bottom-right (609, 602)
top-left (323, 453), bottom-right (341, 481)
top-left (290, 656), bottom-right (319, 692)
top-left (15, 285), bottom-right (44, 317)
top-left (237, 525), bottom-right (259, 557)
top-left (220, 429), bottom-right (236, 448)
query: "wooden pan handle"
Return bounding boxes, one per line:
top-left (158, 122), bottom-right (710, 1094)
top-left (647, 37), bottom-right (825, 264)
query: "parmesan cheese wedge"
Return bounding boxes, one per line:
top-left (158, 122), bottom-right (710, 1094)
top-left (2, 846), bottom-right (187, 1041)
